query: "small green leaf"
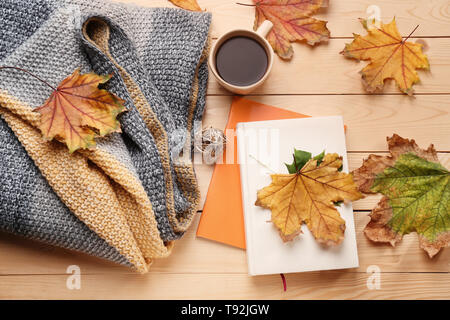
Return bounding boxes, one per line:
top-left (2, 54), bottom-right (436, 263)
top-left (294, 149), bottom-right (312, 168)
top-left (285, 162), bottom-right (298, 174)
top-left (313, 151), bottom-right (325, 166)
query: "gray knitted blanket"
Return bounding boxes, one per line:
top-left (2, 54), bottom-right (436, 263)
top-left (0, 0), bottom-right (211, 272)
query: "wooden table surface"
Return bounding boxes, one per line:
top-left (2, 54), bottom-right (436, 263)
top-left (1, 0), bottom-right (449, 299)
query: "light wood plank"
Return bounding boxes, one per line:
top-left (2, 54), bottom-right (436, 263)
top-left (1, 0), bottom-right (448, 300)
top-left (207, 38), bottom-right (450, 94)
top-left (148, 213), bottom-right (450, 275)
top-left (201, 95), bottom-right (450, 151)
top-left (1, 212), bottom-right (449, 275)
top-left (205, 0), bottom-right (450, 39)
top-left (116, 0), bottom-right (450, 38)
top-left (1, 272), bottom-right (448, 299)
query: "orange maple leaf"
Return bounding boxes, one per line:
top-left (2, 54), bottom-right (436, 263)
top-left (341, 19), bottom-right (430, 95)
top-left (252, 0), bottom-right (330, 60)
top-left (169, 0), bottom-right (202, 11)
top-left (34, 69), bottom-right (125, 153)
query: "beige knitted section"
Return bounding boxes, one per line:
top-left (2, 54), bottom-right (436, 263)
top-left (0, 91), bottom-right (171, 273)
top-left (80, 147), bottom-right (174, 261)
top-left (83, 19), bottom-right (208, 233)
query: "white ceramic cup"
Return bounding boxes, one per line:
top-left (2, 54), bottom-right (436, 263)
top-left (208, 20), bottom-right (274, 95)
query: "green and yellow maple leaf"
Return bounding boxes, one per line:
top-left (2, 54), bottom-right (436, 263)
top-left (353, 134), bottom-right (450, 258)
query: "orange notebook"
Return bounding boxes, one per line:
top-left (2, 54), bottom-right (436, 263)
top-left (196, 97), bottom-right (310, 249)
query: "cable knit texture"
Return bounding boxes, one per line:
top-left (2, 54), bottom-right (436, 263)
top-left (0, 0), bottom-right (211, 273)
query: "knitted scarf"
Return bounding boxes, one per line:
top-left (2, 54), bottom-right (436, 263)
top-left (0, 0), bottom-right (211, 273)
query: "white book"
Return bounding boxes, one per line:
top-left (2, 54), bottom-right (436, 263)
top-left (236, 116), bottom-right (359, 276)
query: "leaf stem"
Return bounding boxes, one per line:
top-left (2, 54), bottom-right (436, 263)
top-left (403, 24), bottom-right (420, 43)
top-left (0, 66), bottom-right (57, 91)
top-left (249, 154), bottom-right (276, 173)
top-left (236, 2), bottom-right (256, 7)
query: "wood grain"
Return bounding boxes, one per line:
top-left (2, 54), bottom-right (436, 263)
top-left (207, 38), bottom-right (450, 95)
top-left (195, 152), bottom-right (450, 211)
top-left (1, 212), bottom-right (449, 275)
top-left (201, 95), bottom-right (450, 151)
top-left (0, 272), bottom-right (448, 299)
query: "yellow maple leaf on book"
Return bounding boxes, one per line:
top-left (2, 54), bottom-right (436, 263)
top-left (255, 150), bottom-right (363, 245)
